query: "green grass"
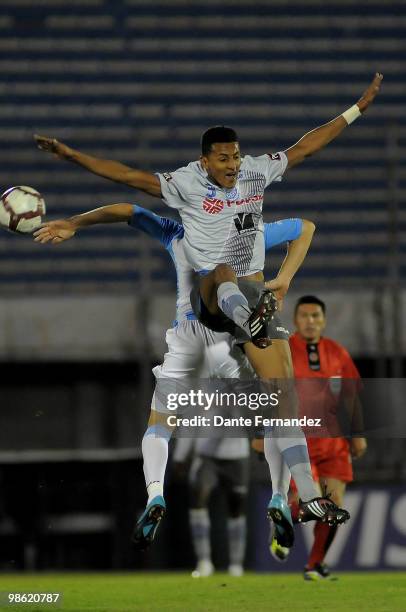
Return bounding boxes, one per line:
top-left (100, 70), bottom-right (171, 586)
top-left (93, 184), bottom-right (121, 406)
top-left (0, 572), bottom-right (405, 612)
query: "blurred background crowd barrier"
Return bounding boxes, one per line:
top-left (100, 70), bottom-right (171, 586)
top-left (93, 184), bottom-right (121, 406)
top-left (0, 0), bottom-right (405, 572)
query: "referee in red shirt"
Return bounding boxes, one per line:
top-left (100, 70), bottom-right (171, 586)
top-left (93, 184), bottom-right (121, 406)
top-left (272, 295), bottom-right (367, 580)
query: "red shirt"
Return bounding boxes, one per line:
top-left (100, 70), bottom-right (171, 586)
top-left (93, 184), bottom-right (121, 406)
top-left (289, 333), bottom-right (360, 379)
top-left (289, 333), bottom-right (360, 437)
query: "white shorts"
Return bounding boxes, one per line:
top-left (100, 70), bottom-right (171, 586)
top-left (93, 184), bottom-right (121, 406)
top-left (151, 320), bottom-right (254, 413)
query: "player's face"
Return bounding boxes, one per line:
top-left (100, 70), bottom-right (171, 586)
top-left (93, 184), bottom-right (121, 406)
top-left (294, 304), bottom-right (326, 343)
top-left (201, 142), bottom-right (241, 189)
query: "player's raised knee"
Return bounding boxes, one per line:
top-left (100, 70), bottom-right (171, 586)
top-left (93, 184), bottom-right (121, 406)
top-left (213, 263), bottom-right (236, 285)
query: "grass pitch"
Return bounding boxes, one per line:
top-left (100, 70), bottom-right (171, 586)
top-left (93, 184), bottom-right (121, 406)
top-left (0, 572), bottom-right (404, 612)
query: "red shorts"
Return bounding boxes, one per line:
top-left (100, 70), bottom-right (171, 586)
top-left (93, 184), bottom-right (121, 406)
top-left (291, 438), bottom-right (353, 493)
top-left (307, 438), bottom-right (353, 482)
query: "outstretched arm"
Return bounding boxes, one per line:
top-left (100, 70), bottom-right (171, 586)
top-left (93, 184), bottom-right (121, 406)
top-left (34, 135), bottom-right (162, 197)
top-left (285, 73), bottom-right (383, 168)
top-left (265, 219), bottom-right (315, 302)
top-left (33, 203), bottom-right (133, 244)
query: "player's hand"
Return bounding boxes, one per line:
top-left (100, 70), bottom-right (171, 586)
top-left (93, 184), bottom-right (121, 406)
top-left (33, 220), bottom-right (76, 244)
top-left (265, 275), bottom-right (291, 310)
top-left (34, 134), bottom-right (73, 160)
top-left (357, 73), bottom-right (383, 113)
top-left (350, 437), bottom-right (367, 459)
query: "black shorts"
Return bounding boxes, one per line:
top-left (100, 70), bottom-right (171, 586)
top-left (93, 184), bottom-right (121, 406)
top-left (190, 279), bottom-right (290, 344)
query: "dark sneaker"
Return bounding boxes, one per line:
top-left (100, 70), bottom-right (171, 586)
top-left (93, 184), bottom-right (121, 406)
top-left (244, 290), bottom-right (278, 348)
top-left (132, 495), bottom-right (166, 551)
top-left (298, 496), bottom-right (350, 526)
top-left (269, 523), bottom-right (291, 562)
top-left (304, 562), bottom-right (337, 581)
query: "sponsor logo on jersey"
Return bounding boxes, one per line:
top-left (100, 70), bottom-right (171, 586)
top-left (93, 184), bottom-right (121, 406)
top-left (163, 172), bottom-right (173, 182)
top-left (234, 212), bottom-right (255, 234)
top-left (203, 197), bottom-right (224, 215)
top-left (269, 153), bottom-right (281, 160)
top-left (226, 194), bottom-right (263, 208)
top-left (202, 193), bottom-right (263, 214)
top-left (235, 194), bottom-right (263, 207)
top-left (276, 326), bottom-right (289, 334)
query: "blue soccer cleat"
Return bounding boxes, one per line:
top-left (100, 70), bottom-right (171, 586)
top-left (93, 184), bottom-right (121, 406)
top-left (267, 493), bottom-right (295, 549)
top-left (132, 495), bottom-right (166, 551)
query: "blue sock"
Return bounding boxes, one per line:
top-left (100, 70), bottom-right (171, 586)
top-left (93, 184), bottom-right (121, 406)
top-left (217, 281), bottom-right (251, 330)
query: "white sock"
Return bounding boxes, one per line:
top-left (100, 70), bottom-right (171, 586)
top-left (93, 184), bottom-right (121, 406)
top-left (190, 508), bottom-right (211, 562)
top-left (217, 281), bottom-right (251, 330)
top-left (263, 437), bottom-right (291, 502)
top-left (227, 516), bottom-right (246, 566)
top-left (142, 425), bottom-right (171, 503)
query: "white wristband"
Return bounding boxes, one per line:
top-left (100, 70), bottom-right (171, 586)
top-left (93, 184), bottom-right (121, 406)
top-left (342, 104), bottom-right (362, 125)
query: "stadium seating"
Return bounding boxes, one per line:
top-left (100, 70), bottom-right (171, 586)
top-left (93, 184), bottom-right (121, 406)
top-left (0, 0), bottom-right (405, 294)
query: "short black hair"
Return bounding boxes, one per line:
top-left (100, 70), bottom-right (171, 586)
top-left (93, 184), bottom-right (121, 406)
top-left (201, 126), bottom-right (239, 155)
top-left (295, 295), bottom-right (326, 315)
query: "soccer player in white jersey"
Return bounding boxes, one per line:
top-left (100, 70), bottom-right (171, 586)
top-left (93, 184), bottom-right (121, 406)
top-left (35, 204), bottom-right (312, 553)
top-left (34, 71), bottom-right (382, 545)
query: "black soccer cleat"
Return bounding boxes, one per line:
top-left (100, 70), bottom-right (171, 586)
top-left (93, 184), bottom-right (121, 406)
top-left (304, 562), bottom-right (337, 581)
top-left (297, 495), bottom-right (350, 526)
top-left (244, 290), bottom-right (278, 349)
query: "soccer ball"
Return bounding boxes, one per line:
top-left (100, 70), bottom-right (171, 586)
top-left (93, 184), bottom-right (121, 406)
top-left (0, 186), bottom-right (46, 234)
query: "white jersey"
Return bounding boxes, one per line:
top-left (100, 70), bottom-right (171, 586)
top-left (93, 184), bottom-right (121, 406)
top-left (157, 152), bottom-right (288, 276)
top-left (129, 206), bottom-right (301, 324)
